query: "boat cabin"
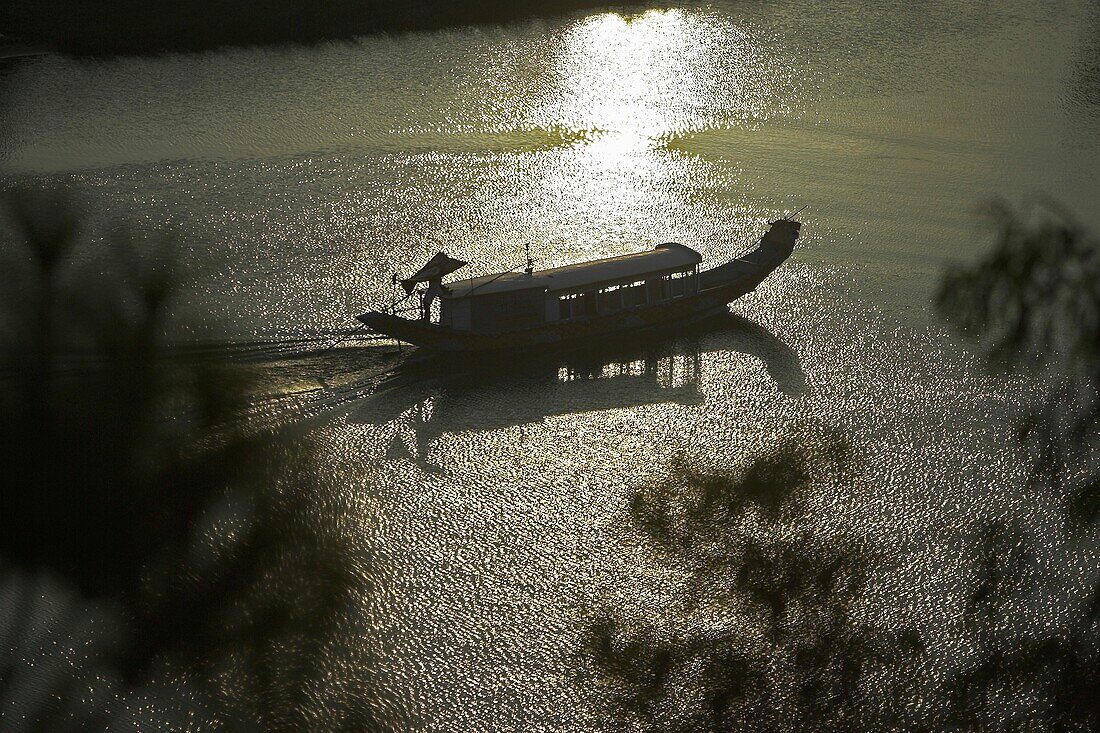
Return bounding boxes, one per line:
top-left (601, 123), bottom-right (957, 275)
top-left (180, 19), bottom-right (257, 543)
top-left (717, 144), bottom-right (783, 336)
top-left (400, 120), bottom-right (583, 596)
top-left (437, 243), bottom-right (702, 333)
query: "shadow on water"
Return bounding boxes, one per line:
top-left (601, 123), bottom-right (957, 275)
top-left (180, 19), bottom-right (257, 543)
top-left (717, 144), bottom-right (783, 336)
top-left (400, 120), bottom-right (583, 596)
top-left (345, 312), bottom-right (805, 472)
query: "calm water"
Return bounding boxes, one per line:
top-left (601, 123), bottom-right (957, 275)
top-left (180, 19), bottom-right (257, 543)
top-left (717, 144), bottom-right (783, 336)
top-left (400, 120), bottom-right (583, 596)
top-left (2, 0), bottom-right (1099, 728)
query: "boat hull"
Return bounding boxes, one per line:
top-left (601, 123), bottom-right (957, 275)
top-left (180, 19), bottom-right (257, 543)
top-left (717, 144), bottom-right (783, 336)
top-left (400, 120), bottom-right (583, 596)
top-left (357, 278), bottom-right (762, 353)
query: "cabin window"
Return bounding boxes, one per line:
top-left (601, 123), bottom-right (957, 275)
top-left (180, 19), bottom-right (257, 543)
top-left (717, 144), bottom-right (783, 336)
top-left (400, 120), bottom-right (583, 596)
top-left (668, 271), bottom-right (692, 298)
top-left (656, 277), bottom-right (669, 300)
top-left (599, 284), bottom-right (624, 313)
top-left (623, 280), bottom-right (647, 307)
top-left (561, 279), bottom-right (655, 320)
top-left (558, 291), bottom-right (597, 321)
top-left (558, 292), bottom-right (579, 320)
top-left (583, 293), bottom-right (597, 316)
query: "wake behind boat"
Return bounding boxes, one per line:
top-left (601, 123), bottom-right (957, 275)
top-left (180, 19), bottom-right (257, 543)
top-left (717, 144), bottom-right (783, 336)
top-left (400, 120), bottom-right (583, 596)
top-left (356, 218), bottom-right (801, 353)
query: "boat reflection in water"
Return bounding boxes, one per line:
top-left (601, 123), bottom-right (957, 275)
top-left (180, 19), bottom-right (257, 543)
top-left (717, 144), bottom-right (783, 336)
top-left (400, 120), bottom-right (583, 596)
top-left (350, 312), bottom-right (804, 473)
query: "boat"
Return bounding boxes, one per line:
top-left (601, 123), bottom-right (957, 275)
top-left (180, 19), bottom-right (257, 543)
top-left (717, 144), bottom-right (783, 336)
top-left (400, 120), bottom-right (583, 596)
top-left (356, 217), bottom-right (801, 352)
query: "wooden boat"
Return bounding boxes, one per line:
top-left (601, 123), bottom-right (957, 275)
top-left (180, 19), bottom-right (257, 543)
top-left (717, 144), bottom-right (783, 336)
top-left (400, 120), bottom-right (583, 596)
top-left (356, 218), bottom-right (801, 352)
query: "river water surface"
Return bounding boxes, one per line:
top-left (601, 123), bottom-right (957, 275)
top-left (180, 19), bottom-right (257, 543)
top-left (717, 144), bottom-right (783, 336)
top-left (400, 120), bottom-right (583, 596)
top-left (2, 0), bottom-right (1099, 728)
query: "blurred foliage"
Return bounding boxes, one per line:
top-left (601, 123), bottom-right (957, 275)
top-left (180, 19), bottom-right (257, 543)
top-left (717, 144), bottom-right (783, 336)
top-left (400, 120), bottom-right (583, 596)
top-left (0, 190), bottom-right (387, 731)
top-left (937, 201), bottom-right (1100, 525)
top-left (585, 201), bottom-right (1100, 732)
top-left (941, 520), bottom-right (1099, 732)
top-left (582, 432), bottom-right (926, 732)
top-left (936, 200), bottom-right (1100, 731)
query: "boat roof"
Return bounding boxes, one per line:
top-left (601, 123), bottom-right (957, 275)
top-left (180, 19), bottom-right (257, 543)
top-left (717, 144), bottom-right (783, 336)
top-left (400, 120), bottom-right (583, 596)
top-left (442, 243), bottom-right (702, 298)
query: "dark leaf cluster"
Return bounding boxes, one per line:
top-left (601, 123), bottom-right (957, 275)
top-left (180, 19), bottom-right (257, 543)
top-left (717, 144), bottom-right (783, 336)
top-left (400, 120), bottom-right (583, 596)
top-left (0, 191), bottom-right (386, 731)
top-left (584, 433), bottom-right (924, 732)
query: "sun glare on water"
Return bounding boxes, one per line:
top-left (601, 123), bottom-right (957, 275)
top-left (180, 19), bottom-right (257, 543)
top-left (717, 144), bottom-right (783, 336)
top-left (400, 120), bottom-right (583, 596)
top-left (538, 9), bottom-right (765, 158)
top-left (519, 9), bottom-right (774, 254)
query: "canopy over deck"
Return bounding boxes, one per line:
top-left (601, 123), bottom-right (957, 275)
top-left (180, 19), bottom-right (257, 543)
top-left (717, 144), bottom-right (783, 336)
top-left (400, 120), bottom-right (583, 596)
top-left (443, 243), bottom-right (701, 298)
top-left (401, 251), bottom-right (468, 294)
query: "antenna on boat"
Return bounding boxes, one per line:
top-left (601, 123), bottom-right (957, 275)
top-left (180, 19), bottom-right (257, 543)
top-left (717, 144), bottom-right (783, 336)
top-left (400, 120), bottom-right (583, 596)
top-left (389, 272), bottom-right (400, 314)
top-left (524, 242), bottom-right (534, 275)
top-left (770, 205), bottom-right (808, 225)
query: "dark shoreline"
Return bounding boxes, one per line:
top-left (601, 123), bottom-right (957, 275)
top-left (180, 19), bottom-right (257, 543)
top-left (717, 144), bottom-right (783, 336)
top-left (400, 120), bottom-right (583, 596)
top-left (2, 0), bottom-right (650, 58)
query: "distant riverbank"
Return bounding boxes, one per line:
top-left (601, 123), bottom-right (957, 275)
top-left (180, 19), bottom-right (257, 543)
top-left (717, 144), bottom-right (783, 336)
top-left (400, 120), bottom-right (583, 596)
top-left (1, 0), bottom-right (648, 56)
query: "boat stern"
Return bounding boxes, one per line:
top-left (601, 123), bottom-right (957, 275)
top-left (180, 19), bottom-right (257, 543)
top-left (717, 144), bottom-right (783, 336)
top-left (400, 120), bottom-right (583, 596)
top-left (356, 310), bottom-right (451, 349)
